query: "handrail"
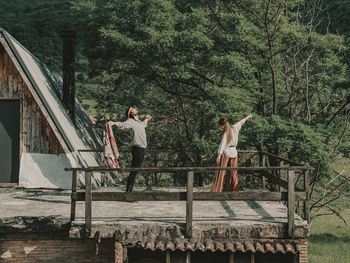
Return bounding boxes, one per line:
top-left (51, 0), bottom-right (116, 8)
top-left (260, 151), bottom-right (303, 166)
top-left (65, 166), bottom-right (313, 172)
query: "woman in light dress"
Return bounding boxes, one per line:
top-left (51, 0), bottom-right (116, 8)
top-left (211, 114), bottom-right (253, 192)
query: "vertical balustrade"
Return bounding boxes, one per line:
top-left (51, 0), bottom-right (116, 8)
top-left (304, 169), bottom-right (310, 223)
top-left (288, 170), bottom-right (295, 238)
top-left (186, 171), bottom-right (194, 238)
top-left (85, 171), bottom-right (92, 235)
top-left (70, 170), bottom-right (77, 221)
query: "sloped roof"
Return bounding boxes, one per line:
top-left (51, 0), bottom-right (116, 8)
top-left (0, 28), bottom-right (101, 166)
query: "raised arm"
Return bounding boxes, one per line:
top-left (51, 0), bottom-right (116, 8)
top-left (233, 114), bottom-right (253, 131)
top-left (142, 114), bottom-right (152, 128)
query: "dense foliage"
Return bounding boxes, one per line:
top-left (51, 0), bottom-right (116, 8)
top-left (72, 1), bottom-right (349, 166)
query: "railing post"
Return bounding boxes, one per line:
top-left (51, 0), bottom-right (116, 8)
top-left (186, 171), bottom-right (194, 238)
top-left (85, 171), bottom-right (92, 235)
top-left (70, 170), bottom-right (77, 222)
top-left (304, 169), bottom-right (310, 223)
top-left (278, 161), bottom-right (283, 192)
top-left (288, 170), bottom-right (295, 238)
top-left (101, 151), bottom-right (106, 187)
top-left (261, 153), bottom-right (266, 189)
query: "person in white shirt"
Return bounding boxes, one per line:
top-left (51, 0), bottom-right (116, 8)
top-left (109, 107), bottom-right (152, 192)
top-left (211, 114), bottom-right (252, 192)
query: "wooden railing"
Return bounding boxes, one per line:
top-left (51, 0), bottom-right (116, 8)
top-left (66, 159), bottom-right (312, 239)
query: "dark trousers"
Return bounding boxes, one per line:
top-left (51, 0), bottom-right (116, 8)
top-left (126, 146), bottom-right (145, 192)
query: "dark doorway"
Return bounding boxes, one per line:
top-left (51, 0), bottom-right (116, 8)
top-left (0, 100), bottom-right (20, 183)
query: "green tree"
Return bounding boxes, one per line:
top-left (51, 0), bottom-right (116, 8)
top-left (73, 0), bottom-right (350, 217)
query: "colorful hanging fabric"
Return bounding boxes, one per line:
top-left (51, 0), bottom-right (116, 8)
top-left (103, 122), bottom-right (125, 183)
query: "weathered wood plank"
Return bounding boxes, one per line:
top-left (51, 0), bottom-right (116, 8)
top-left (304, 169), bottom-right (310, 223)
top-left (85, 171), bottom-right (92, 235)
top-left (74, 191), bottom-right (306, 202)
top-left (288, 170), bottom-right (295, 238)
top-left (229, 252), bottom-right (234, 263)
top-left (0, 183), bottom-right (18, 188)
top-left (66, 166), bottom-right (313, 172)
top-left (186, 171), bottom-right (194, 238)
top-left (261, 170), bottom-right (303, 191)
top-left (260, 151), bottom-right (303, 166)
top-left (114, 242), bottom-right (123, 263)
top-left (165, 250), bottom-right (171, 263)
top-left (70, 170), bottom-right (77, 222)
top-left (186, 251), bottom-right (191, 263)
top-left (261, 154), bottom-right (266, 189)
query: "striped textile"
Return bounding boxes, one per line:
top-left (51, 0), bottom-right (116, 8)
top-left (103, 122), bottom-right (125, 183)
top-left (211, 153), bottom-right (238, 192)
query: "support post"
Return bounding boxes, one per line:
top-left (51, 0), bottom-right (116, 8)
top-left (304, 169), bottom-right (310, 223)
top-left (288, 170), bottom-right (295, 238)
top-left (278, 161), bottom-right (283, 192)
top-left (186, 250), bottom-right (191, 263)
top-left (101, 151), bottom-right (106, 187)
top-left (251, 252), bottom-right (255, 263)
top-left (85, 171), bottom-right (92, 235)
top-left (186, 171), bottom-right (194, 238)
top-left (70, 170), bottom-right (77, 222)
top-left (165, 250), bottom-right (171, 263)
top-left (229, 252), bottom-right (234, 263)
top-left (261, 154), bottom-right (266, 189)
top-left (115, 242), bottom-right (125, 263)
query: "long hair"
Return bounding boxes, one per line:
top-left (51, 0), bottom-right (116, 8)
top-left (219, 117), bottom-right (233, 144)
top-left (125, 107), bottom-right (134, 119)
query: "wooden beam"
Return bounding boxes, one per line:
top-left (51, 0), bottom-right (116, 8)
top-left (186, 171), bottom-right (194, 238)
top-left (186, 250), bottom-right (191, 263)
top-left (288, 170), bottom-right (295, 238)
top-left (261, 153), bottom-right (266, 189)
top-left (74, 191), bottom-right (306, 202)
top-left (165, 250), bottom-right (171, 263)
top-left (229, 252), bottom-right (234, 263)
top-left (251, 252), bottom-right (255, 263)
top-left (114, 242), bottom-right (123, 263)
top-left (85, 171), bottom-right (92, 235)
top-left (261, 170), bottom-right (303, 191)
top-left (0, 183), bottom-right (18, 188)
top-left (123, 246), bottom-right (128, 263)
top-left (304, 169), bottom-right (310, 223)
top-left (70, 170), bottom-right (77, 222)
top-left (194, 191), bottom-right (306, 201)
top-left (65, 166), bottom-right (313, 173)
top-left (260, 151), bottom-right (304, 167)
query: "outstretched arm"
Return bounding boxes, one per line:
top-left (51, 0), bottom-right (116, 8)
top-left (143, 114), bottom-right (152, 127)
top-left (109, 120), bottom-right (132, 129)
top-left (234, 114), bottom-right (253, 130)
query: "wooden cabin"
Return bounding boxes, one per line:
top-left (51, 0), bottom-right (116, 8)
top-left (0, 28), bottom-right (103, 188)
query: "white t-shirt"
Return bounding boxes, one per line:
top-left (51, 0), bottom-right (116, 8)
top-left (217, 118), bottom-right (246, 158)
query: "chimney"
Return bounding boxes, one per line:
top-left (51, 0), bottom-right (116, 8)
top-left (60, 30), bottom-right (76, 124)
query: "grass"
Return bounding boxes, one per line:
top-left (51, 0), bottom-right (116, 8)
top-left (309, 209), bottom-right (350, 263)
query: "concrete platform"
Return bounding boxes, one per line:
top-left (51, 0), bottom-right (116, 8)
top-left (0, 187), bottom-right (309, 242)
